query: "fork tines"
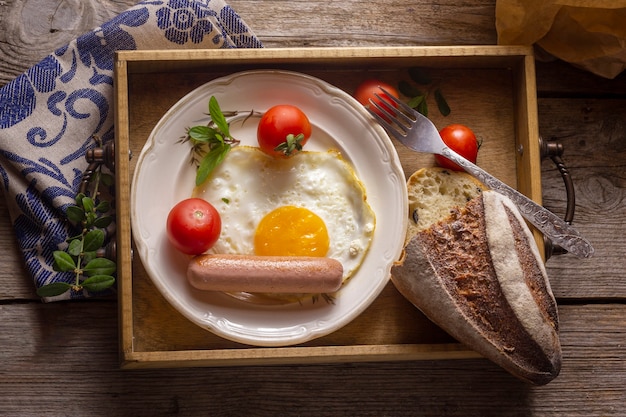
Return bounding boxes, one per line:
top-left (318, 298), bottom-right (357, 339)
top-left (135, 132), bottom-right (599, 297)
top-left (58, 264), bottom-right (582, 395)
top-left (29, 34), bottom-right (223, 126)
top-left (366, 89), bottom-right (416, 140)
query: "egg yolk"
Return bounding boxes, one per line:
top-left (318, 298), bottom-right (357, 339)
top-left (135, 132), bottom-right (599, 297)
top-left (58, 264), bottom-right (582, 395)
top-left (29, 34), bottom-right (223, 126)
top-left (254, 206), bottom-right (330, 257)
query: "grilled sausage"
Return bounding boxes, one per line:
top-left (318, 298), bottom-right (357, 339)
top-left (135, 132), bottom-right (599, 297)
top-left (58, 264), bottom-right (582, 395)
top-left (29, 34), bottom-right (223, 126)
top-left (187, 254), bottom-right (344, 293)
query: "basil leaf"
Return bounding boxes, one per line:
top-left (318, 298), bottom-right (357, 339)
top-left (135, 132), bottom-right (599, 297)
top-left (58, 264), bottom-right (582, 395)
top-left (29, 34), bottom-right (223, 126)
top-left (417, 99), bottom-right (429, 117)
top-left (408, 95), bottom-right (425, 109)
top-left (209, 96), bottom-right (230, 137)
top-left (435, 88), bottom-right (451, 116)
top-left (196, 142), bottom-right (231, 186)
top-left (188, 125), bottom-right (218, 143)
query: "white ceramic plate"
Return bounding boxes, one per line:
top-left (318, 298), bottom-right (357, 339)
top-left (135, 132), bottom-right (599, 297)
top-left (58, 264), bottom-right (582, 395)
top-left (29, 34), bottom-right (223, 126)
top-left (131, 70), bottom-right (407, 346)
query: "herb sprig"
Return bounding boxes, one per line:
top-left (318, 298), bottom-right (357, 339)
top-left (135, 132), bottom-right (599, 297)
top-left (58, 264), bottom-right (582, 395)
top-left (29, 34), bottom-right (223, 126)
top-left (36, 138), bottom-right (117, 298)
top-left (183, 96), bottom-right (252, 186)
top-left (399, 67), bottom-right (451, 117)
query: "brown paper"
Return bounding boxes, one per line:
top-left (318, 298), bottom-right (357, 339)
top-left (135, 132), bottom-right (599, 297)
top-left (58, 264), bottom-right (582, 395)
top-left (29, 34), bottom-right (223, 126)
top-left (496, 0), bottom-right (626, 79)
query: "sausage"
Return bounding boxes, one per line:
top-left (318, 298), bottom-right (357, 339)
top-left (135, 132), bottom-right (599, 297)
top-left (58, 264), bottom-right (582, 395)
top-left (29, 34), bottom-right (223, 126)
top-left (187, 254), bottom-right (344, 293)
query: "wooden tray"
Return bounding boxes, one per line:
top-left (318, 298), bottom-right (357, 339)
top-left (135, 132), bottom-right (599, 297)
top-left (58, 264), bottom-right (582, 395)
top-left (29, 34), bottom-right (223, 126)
top-left (113, 46), bottom-right (541, 369)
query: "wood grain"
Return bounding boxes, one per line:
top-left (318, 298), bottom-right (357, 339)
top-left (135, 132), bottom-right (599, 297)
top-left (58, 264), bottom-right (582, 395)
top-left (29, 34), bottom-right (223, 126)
top-left (228, 0), bottom-right (499, 48)
top-left (0, 302), bottom-right (623, 416)
top-left (0, 0), bottom-right (132, 85)
top-left (539, 97), bottom-right (626, 299)
top-left (1, 0), bottom-right (625, 415)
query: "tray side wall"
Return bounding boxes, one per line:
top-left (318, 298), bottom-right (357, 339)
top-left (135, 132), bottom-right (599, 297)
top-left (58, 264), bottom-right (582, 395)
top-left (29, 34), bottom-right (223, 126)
top-left (514, 54), bottom-right (545, 256)
top-left (114, 55), bottom-right (135, 367)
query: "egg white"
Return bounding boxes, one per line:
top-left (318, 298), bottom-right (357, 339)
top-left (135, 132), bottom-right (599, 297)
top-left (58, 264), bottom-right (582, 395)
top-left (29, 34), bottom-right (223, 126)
top-left (192, 146), bottom-right (376, 283)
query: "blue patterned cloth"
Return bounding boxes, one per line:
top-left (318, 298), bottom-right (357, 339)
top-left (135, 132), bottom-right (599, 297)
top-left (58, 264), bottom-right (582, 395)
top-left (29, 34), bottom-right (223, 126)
top-left (0, 0), bottom-right (262, 301)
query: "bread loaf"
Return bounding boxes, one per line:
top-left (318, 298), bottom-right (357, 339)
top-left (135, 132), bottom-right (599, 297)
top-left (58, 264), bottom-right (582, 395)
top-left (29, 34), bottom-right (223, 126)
top-left (392, 168), bottom-right (562, 385)
top-left (405, 167), bottom-right (487, 244)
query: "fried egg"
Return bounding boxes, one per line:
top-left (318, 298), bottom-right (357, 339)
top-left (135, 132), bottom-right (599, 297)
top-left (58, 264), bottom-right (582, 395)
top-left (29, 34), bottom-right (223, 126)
top-left (192, 146), bottom-right (376, 286)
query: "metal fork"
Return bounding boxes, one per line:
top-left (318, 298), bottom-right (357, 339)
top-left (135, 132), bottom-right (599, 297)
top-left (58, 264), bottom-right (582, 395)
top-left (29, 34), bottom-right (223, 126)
top-left (368, 90), bottom-right (594, 259)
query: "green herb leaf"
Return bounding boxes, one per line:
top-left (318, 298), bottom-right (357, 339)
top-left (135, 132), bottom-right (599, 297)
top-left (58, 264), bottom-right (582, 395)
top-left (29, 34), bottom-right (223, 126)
top-left (82, 251), bottom-right (97, 265)
top-left (398, 80), bottom-right (422, 98)
top-left (83, 229), bottom-right (105, 252)
top-left (66, 206), bottom-right (85, 223)
top-left (214, 133), bottom-right (225, 145)
top-left (188, 125), bottom-right (219, 143)
top-left (68, 239), bottom-right (83, 257)
top-left (96, 201), bottom-right (110, 213)
top-left (417, 98), bottom-right (429, 117)
top-left (86, 212), bottom-right (98, 229)
top-left (196, 142), bottom-right (231, 186)
top-left (408, 95), bottom-right (425, 109)
top-left (94, 215), bottom-right (113, 229)
top-left (82, 196), bottom-right (95, 213)
top-left (75, 193), bottom-right (86, 206)
top-left (408, 67), bottom-right (432, 85)
top-left (83, 258), bottom-right (117, 276)
top-left (53, 251), bottom-right (76, 272)
top-left (434, 88), bottom-right (451, 116)
top-left (209, 96), bottom-right (230, 137)
top-left (81, 275), bottom-right (116, 292)
top-left (36, 282), bottom-right (74, 297)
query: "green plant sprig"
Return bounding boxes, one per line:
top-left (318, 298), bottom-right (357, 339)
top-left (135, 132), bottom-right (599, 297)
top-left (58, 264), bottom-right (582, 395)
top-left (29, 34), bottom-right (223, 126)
top-left (182, 96), bottom-right (259, 186)
top-left (36, 139), bottom-right (117, 298)
top-left (399, 67), bottom-right (451, 117)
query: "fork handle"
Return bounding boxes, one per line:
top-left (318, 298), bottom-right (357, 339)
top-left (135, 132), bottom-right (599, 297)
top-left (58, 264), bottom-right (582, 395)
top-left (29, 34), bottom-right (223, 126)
top-left (441, 147), bottom-right (594, 259)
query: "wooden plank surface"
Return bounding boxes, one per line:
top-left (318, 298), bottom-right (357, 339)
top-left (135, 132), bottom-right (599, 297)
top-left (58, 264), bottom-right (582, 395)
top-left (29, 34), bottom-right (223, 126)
top-left (1, 302), bottom-right (623, 416)
top-left (1, 0), bottom-right (625, 415)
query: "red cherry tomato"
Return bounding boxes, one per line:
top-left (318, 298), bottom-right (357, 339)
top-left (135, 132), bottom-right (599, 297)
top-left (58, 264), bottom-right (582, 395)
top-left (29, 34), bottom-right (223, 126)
top-left (257, 104), bottom-right (312, 158)
top-left (354, 79), bottom-right (400, 119)
top-left (166, 198), bottom-right (221, 255)
top-left (435, 124), bottom-right (480, 171)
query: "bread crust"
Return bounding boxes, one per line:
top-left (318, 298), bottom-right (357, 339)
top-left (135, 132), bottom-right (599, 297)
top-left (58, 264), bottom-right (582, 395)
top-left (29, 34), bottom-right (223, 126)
top-left (392, 190), bottom-right (561, 385)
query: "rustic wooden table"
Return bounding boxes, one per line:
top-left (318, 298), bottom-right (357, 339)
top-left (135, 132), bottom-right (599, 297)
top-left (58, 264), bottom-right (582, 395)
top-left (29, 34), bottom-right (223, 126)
top-left (1, 1), bottom-right (625, 416)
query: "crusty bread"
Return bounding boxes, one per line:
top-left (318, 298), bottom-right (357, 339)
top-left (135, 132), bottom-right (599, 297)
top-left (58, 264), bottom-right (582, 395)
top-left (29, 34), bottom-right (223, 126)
top-left (405, 167), bottom-right (488, 245)
top-left (392, 168), bottom-right (562, 385)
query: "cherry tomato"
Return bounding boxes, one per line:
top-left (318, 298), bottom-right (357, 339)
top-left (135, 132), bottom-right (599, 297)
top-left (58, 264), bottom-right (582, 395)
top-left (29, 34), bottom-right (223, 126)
top-left (354, 79), bottom-right (400, 119)
top-left (166, 198), bottom-right (221, 255)
top-left (434, 124), bottom-right (480, 171)
top-left (257, 104), bottom-right (312, 158)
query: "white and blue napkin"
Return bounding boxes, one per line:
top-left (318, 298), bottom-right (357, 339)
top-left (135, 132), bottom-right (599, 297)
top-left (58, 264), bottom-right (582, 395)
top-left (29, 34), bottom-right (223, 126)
top-left (0, 0), bottom-right (262, 300)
